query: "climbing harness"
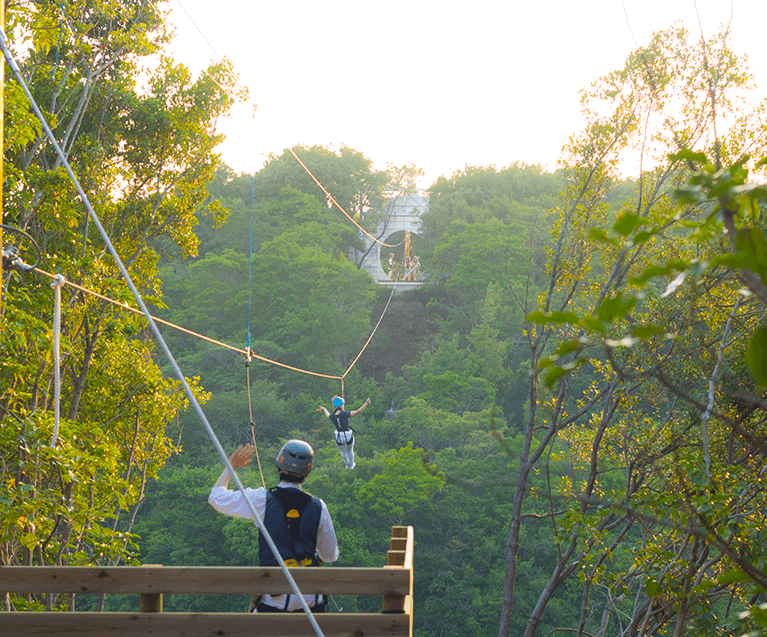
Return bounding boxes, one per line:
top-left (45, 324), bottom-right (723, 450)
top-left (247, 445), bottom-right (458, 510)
top-left (260, 487), bottom-right (322, 567)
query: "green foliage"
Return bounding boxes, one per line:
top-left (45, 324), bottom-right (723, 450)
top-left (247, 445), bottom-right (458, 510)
top-left (356, 442), bottom-right (445, 524)
top-left (252, 144), bottom-right (388, 235)
top-left (490, 24), bottom-right (767, 637)
top-left (10, 12), bottom-right (766, 637)
top-left (0, 0), bottom-right (234, 578)
top-left (422, 165), bottom-right (559, 336)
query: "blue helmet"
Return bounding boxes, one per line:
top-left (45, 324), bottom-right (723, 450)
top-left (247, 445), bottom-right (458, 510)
top-left (332, 395), bottom-right (344, 409)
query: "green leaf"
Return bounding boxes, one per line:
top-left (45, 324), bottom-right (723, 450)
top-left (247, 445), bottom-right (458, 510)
top-left (716, 569), bottom-right (754, 585)
top-left (555, 339), bottom-right (580, 357)
top-left (672, 186), bottom-right (704, 204)
top-left (526, 311), bottom-right (550, 324)
top-left (545, 366), bottom-right (569, 389)
top-left (669, 149), bottom-right (709, 165)
top-left (632, 230), bottom-right (656, 244)
top-left (629, 264), bottom-right (673, 285)
top-left (582, 316), bottom-right (606, 334)
top-left (595, 294), bottom-right (636, 322)
top-left (589, 227), bottom-right (618, 244)
top-left (613, 212), bottom-right (644, 237)
top-left (630, 325), bottom-right (665, 339)
top-left (745, 326), bottom-right (767, 390)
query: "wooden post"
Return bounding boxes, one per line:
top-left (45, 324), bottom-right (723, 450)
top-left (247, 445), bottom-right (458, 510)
top-left (383, 526), bottom-right (413, 615)
top-left (139, 564), bottom-right (163, 613)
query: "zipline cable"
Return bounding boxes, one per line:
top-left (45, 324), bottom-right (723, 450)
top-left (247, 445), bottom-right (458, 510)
top-left (343, 281), bottom-right (398, 379)
top-left (245, 358), bottom-right (266, 489)
top-left (247, 175), bottom-right (254, 354)
top-left (31, 257), bottom-right (401, 391)
top-left (31, 266), bottom-right (344, 380)
top-left (30, 263), bottom-right (401, 402)
top-left (0, 30), bottom-right (325, 637)
top-left (168, 0), bottom-right (405, 250)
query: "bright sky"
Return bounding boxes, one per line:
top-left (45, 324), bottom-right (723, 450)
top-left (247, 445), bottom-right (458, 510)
top-left (163, 0), bottom-right (767, 187)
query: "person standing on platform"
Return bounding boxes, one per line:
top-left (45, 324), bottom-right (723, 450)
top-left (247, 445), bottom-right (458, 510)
top-left (208, 440), bottom-right (339, 612)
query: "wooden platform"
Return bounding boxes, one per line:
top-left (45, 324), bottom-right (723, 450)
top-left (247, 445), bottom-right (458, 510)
top-left (0, 526), bottom-right (414, 637)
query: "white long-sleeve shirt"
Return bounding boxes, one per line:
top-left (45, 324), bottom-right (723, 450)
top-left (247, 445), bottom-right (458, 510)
top-left (208, 481), bottom-right (339, 611)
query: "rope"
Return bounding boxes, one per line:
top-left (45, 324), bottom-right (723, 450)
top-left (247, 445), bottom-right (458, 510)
top-left (31, 262), bottom-right (399, 394)
top-left (0, 32), bottom-right (324, 637)
top-left (245, 352), bottom-right (266, 489)
top-left (50, 274), bottom-right (66, 447)
top-left (284, 146), bottom-right (405, 248)
top-left (30, 267), bottom-right (343, 380)
top-left (343, 281), bottom-right (398, 378)
top-left (247, 175), bottom-right (254, 352)
top-left (166, 0), bottom-right (404, 250)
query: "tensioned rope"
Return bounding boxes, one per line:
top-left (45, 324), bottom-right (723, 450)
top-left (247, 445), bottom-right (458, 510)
top-left (31, 266), bottom-right (344, 380)
top-left (168, 0), bottom-right (405, 249)
top-left (31, 262), bottom-right (396, 385)
top-left (50, 273), bottom-right (65, 447)
top-left (0, 30), bottom-right (325, 637)
top-left (344, 281), bottom-right (397, 378)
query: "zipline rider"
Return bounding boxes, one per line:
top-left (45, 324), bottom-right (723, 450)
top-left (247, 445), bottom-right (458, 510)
top-left (317, 396), bottom-right (370, 470)
top-left (208, 440), bottom-right (339, 612)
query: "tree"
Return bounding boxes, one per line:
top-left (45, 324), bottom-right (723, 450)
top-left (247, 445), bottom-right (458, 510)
top-left (0, 0), bottom-right (235, 591)
top-left (356, 442), bottom-right (445, 526)
top-left (421, 164), bottom-right (559, 338)
top-left (252, 144), bottom-right (388, 244)
top-left (498, 24), bottom-right (767, 637)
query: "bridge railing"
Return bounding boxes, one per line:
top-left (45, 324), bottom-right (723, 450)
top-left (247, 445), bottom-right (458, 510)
top-left (0, 525), bottom-right (414, 637)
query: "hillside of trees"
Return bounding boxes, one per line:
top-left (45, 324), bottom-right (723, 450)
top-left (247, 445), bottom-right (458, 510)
top-left (2, 4), bottom-right (767, 636)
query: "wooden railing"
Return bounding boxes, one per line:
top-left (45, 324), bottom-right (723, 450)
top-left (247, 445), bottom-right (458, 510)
top-left (0, 525), bottom-right (414, 637)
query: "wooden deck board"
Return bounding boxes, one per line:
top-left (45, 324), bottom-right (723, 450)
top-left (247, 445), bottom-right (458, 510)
top-left (0, 611), bottom-right (411, 637)
top-left (0, 565), bottom-right (410, 596)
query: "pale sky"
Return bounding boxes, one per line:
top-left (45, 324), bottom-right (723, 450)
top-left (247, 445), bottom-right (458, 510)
top-left (162, 0), bottom-right (767, 187)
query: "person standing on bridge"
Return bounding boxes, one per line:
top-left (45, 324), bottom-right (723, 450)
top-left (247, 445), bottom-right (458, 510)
top-left (317, 395), bottom-right (370, 470)
top-left (388, 253), bottom-right (396, 280)
top-left (208, 440), bottom-right (339, 613)
top-left (411, 255), bottom-right (421, 280)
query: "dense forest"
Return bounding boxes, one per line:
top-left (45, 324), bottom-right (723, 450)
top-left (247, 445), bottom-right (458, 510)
top-left (2, 2), bottom-right (767, 636)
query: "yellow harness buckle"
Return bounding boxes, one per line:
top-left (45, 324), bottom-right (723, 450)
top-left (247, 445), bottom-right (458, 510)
top-left (283, 558), bottom-right (313, 568)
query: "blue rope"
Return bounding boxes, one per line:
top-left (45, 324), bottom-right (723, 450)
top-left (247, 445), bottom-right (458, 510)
top-left (247, 175), bottom-right (254, 351)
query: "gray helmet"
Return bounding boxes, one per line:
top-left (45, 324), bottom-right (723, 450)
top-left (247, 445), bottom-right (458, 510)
top-left (276, 440), bottom-right (314, 476)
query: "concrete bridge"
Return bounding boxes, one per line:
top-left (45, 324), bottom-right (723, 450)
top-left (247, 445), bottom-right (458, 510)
top-left (358, 192), bottom-right (427, 288)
